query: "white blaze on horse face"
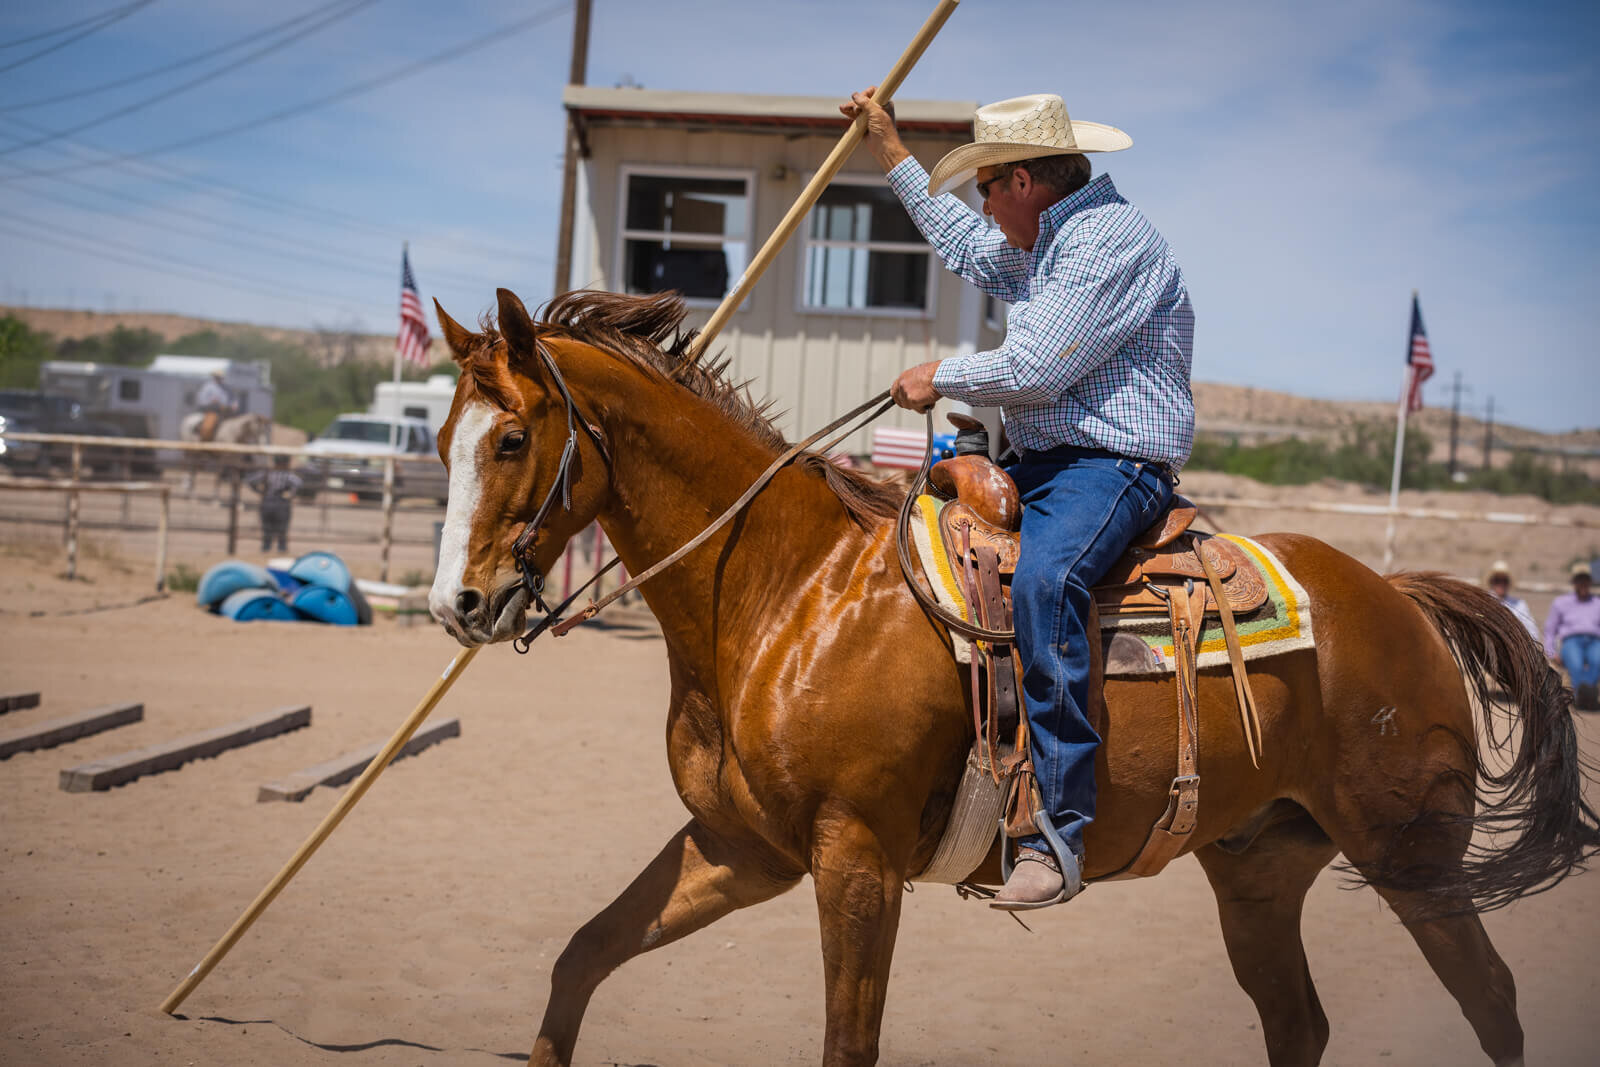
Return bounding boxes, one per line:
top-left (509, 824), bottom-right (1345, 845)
top-left (429, 402), bottom-right (495, 626)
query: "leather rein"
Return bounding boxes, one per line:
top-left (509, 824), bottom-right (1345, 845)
top-left (507, 342), bottom-right (895, 652)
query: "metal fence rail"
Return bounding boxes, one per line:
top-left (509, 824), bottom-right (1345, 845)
top-left (0, 475), bottom-right (169, 587)
top-left (2, 430), bottom-right (447, 581)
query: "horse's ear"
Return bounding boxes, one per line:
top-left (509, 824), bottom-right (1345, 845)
top-left (434, 299), bottom-right (475, 363)
top-left (496, 288), bottom-right (538, 358)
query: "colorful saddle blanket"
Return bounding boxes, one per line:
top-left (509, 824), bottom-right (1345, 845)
top-left (907, 495), bottom-right (1314, 677)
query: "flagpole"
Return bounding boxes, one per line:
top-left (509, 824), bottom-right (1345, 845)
top-left (390, 243), bottom-right (406, 452)
top-left (1381, 288), bottom-right (1419, 572)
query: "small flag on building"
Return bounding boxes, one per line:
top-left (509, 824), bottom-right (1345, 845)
top-left (397, 245), bottom-right (432, 367)
top-left (1404, 293), bottom-right (1434, 413)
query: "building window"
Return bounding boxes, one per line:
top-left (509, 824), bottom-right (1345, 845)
top-left (801, 177), bottom-right (932, 315)
top-left (619, 168), bottom-right (751, 302)
top-left (119, 379), bottom-right (141, 402)
top-left (985, 294), bottom-right (1010, 330)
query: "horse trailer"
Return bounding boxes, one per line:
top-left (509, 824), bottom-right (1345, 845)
top-left (38, 356), bottom-right (274, 444)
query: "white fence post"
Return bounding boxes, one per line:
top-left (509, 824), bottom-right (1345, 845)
top-left (379, 456), bottom-right (396, 583)
top-left (156, 488), bottom-right (170, 592)
top-left (65, 444), bottom-right (82, 579)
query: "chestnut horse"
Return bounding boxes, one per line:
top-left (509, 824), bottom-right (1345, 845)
top-left (429, 288), bottom-right (1597, 1067)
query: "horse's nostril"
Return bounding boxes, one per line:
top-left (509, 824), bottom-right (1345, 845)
top-left (455, 588), bottom-right (485, 617)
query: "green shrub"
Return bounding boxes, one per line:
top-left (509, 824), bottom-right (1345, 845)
top-left (1188, 421), bottom-right (1598, 505)
top-left (166, 562), bottom-right (201, 593)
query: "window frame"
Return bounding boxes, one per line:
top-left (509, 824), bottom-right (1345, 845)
top-left (795, 171), bottom-right (937, 320)
top-left (984, 293), bottom-right (1010, 331)
top-left (615, 163), bottom-right (758, 309)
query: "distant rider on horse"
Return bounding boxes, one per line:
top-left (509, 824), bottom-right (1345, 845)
top-left (195, 369), bottom-right (237, 443)
top-left (843, 87), bottom-right (1196, 909)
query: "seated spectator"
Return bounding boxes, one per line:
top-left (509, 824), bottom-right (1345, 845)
top-left (1485, 560), bottom-right (1540, 644)
top-left (1545, 561), bottom-right (1600, 711)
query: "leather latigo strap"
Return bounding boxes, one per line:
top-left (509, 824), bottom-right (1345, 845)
top-left (1197, 535), bottom-right (1265, 768)
top-left (1122, 581), bottom-right (1203, 878)
top-left (974, 548), bottom-right (1019, 743)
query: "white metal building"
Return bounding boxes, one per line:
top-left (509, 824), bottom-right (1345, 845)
top-left (561, 86), bottom-right (1005, 454)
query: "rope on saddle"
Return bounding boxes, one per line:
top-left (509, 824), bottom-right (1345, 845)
top-left (894, 410), bottom-right (1017, 643)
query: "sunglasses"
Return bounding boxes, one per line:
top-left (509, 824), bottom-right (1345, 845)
top-left (976, 165), bottom-right (1015, 200)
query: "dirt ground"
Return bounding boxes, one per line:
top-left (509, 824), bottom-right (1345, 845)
top-left (2, 492), bottom-right (1598, 1066)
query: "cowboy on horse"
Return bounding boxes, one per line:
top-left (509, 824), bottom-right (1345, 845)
top-left (194, 368), bottom-right (237, 444)
top-left (844, 87), bottom-right (1193, 909)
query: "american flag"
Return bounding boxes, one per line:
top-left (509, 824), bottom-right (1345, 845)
top-left (396, 246), bottom-right (432, 367)
top-left (1404, 293), bottom-right (1434, 413)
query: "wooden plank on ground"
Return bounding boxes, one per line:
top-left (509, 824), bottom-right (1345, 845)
top-left (257, 718), bottom-right (461, 802)
top-left (59, 706), bottom-right (311, 793)
top-left (0, 703), bottom-right (142, 760)
top-left (0, 692), bottom-right (42, 715)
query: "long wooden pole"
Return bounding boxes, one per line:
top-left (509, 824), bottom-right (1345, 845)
top-left (159, 646), bottom-right (480, 1015)
top-left (691, 0), bottom-right (961, 356)
top-left (157, 0), bottom-right (961, 1017)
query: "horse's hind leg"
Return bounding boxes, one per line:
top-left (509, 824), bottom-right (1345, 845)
top-left (1368, 884), bottom-right (1523, 1065)
top-left (530, 818), bottom-right (799, 1067)
top-left (1317, 746), bottom-right (1523, 1061)
top-left (1197, 811), bottom-right (1339, 1067)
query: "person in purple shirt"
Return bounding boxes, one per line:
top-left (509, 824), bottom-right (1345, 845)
top-left (1545, 560), bottom-right (1600, 710)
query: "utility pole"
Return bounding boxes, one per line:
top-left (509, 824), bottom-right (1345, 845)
top-left (551, 0), bottom-right (593, 298)
top-left (1482, 396), bottom-right (1495, 471)
top-left (1446, 370), bottom-right (1465, 479)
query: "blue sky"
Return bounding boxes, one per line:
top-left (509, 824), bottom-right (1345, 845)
top-left (0, 0), bottom-right (1594, 431)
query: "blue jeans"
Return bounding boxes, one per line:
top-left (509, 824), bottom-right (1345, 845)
top-left (1562, 633), bottom-right (1600, 689)
top-left (1008, 446), bottom-right (1174, 858)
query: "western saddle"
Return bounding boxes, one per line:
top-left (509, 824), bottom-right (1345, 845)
top-left (920, 426), bottom-right (1266, 881)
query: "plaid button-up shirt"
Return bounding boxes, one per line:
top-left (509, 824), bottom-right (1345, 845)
top-left (887, 159), bottom-right (1195, 467)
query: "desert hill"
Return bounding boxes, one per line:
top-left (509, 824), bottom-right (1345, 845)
top-left (6, 304), bottom-right (1595, 468)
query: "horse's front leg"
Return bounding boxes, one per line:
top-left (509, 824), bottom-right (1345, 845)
top-left (812, 816), bottom-right (907, 1066)
top-left (530, 818), bottom-right (799, 1067)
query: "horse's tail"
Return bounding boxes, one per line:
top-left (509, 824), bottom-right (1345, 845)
top-left (1380, 571), bottom-right (1600, 912)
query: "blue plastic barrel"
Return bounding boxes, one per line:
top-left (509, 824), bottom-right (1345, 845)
top-left (218, 588), bottom-right (300, 622)
top-left (287, 551), bottom-right (351, 593)
top-left (197, 561), bottom-right (277, 610)
top-left (288, 585), bottom-right (361, 626)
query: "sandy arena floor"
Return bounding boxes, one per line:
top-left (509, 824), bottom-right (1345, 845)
top-left (1, 530), bottom-right (1597, 1065)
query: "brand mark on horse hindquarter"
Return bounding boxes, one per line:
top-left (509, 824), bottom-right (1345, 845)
top-left (1372, 706), bottom-right (1398, 735)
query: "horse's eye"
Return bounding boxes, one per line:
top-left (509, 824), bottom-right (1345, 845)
top-left (497, 430), bottom-right (526, 454)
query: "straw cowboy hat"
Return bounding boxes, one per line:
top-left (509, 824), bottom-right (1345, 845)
top-left (1484, 560), bottom-right (1514, 583)
top-left (1573, 561), bottom-right (1594, 580)
top-left (926, 93), bottom-right (1133, 197)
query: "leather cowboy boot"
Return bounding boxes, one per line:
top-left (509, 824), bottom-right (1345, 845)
top-left (991, 846), bottom-right (1078, 911)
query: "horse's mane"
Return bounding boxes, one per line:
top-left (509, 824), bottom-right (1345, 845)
top-left (469, 290), bottom-right (904, 527)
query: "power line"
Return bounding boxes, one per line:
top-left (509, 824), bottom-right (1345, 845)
top-left (2, 173), bottom-right (511, 293)
top-left (0, 207), bottom-right (390, 312)
top-left (0, 2), bottom-right (571, 182)
top-left (0, 115), bottom-right (548, 265)
top-left (0, 0), bottom-right (151, 50)
top-left (0, 0), bottom-right (378, 159)
top-left (0, 0), bottom-right (159, 76)
top-left (0, 0), bottom-right (374, 115)
top-left (0, 219), bottom-right (380, 314)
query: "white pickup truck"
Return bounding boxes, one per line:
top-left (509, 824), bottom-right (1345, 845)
top-left (298, 414), bottom-right (449, 504)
